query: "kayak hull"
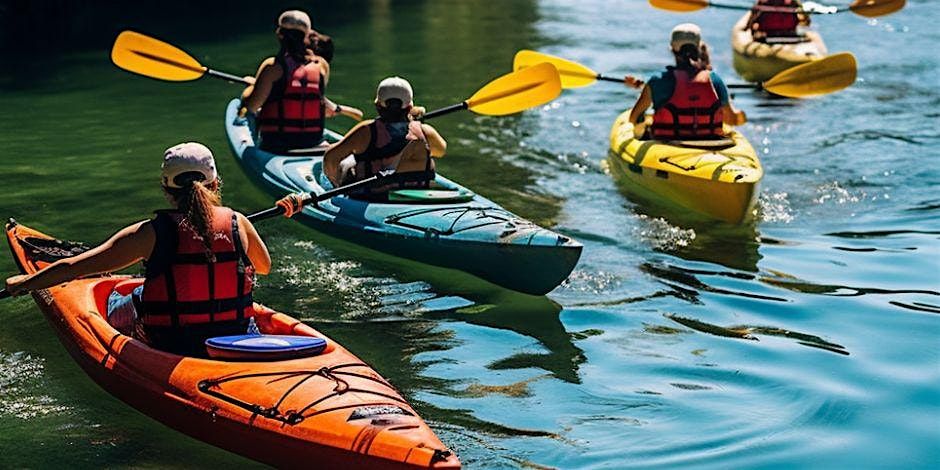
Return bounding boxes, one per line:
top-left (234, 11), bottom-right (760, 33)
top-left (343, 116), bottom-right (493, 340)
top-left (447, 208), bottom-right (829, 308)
top-left (731, 13), bottom-right (828, 82)
top-left (224, 99), bottom-right (581, 295)
top-left (6, 221), bottom-right (459, 469)
top-left (607, 111), bottom-right (762, 224)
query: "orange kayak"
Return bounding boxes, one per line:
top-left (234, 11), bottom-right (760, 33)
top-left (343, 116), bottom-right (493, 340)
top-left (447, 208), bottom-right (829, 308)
top-left (5, 219), bottom-right (459, 469)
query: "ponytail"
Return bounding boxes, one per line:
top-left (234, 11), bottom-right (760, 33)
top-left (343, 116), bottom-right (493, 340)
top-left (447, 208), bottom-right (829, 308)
top-left (278, 27), bottom-right (308, 62)
top-left (674, 43), bottom-right (708, 73)
top-left (166, 176), bottom-right (222, 261)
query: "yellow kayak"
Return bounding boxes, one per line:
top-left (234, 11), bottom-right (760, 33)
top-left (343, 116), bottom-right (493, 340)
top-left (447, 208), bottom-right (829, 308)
top-left (607, 111), bottom-right (762, 224)
top-left (731, 12), bottom-right (827, 82)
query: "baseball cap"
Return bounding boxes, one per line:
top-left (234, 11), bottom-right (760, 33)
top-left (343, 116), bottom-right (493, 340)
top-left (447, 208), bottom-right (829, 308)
top-left (375, 76), bottom-right (413, 108)
top-left (278, 10), bottom-right (312, 32)
top-left (162, 142), bottom-right (218, 189)
top-left (670, 23), bottom-right (702, 52)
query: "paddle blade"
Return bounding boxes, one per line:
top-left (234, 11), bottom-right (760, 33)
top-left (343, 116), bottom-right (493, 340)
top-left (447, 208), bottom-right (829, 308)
top-left (513, 50), bottom-right (598, 89)
top-left (763, 52), bottom-right (857, 98)
top-left (111, 31), bottom-right (206, 81)
top-left (849, 0), bottom-right (905, 17)
top-left (466, 62), bottom-right (561, 116)
top-left (648, 0), bottom-right (710, 12)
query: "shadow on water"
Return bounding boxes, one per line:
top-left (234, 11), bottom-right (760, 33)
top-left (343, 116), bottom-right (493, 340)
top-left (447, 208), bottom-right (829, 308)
top-left (308, 304), bottom-right (561, 441)
top-left (427, 293), bottom-right (588, 384)
top-left (663, 313), bottom-right (850, 356)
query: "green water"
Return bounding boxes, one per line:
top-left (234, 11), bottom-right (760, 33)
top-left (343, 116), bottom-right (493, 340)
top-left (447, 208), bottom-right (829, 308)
top-left (2, 0), bottom-right (939, 468)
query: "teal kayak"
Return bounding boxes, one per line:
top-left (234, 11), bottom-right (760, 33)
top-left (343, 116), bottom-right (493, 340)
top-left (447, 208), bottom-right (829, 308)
top-left (224, 99), bottom-right (582, 295)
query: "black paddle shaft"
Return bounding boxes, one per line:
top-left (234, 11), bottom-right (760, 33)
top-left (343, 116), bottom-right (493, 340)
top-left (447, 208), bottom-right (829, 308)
top-left (246, 172), bottom-right (388, 222)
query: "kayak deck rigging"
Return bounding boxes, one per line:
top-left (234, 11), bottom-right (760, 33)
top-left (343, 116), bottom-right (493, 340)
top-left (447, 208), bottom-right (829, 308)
top-left (197, 362), bottom-right (408, 425)
top-left (384, 205), bottom-right (538, 240)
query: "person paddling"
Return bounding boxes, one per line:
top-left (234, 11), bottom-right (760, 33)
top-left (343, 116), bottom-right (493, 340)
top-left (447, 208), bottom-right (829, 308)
top-left (322, 77), bottom-right (446, 200)
top-left (4, 143), bottom-right (272, 356)
top-left (310, 31), bottom-right (364, 122)
top-left (241, 10), bottom-right (332, 153)
top-left (627, 23), bottom-right (746, 140)
top-left (746, 0), bottom-right (810, 41)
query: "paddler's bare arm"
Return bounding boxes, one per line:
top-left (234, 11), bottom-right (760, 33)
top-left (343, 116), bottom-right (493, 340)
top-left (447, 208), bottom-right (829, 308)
top-left (421, 124), bottom-right (447, 157)
top-left (722, 103), bottom-right (747, 126)
top-left (628, 85), bottom-right (653, 126)
top-left (236, 212), bottom-right (271, 275)
top-left (4, 221), bottom-right (155, 296)
top-left (241, 58), bottom-right (281, 114)
top-left (323, 121), bottom-right (373, 185)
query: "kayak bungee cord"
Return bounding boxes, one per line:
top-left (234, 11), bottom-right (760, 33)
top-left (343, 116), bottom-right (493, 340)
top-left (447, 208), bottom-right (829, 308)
top-left (197, 363), bottom-right (410, 426)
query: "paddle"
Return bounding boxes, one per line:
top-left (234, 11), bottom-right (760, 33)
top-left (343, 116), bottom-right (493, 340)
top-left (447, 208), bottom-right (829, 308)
top-left (514, 49), bottom-right (856, 98)
top-left (421, 62), bottom-right (562, 119)
top-left (113, 30), bottom-right (562, 119)
top-left (648, 0), bottom-right (905, 17)
top-left (111, 31), bottom-right (249, 84)
top-left (727, 52), bottom-right (857, 97)
top-left (246, 171), bottom-right (392, 221)
top-left (513, 50), bottom-right (624, 89)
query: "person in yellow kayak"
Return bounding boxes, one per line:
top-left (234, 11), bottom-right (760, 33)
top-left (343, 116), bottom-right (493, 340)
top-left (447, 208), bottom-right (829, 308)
top-left (241, 10), bottom-right (335, 153)
top-left (4, 143), bottom-right (272, 356)
top-left (745, 0), bottom-right (810, 41)
top-left (627, 23), bottom-right (746, 141)
top-left (322, 77), bottom-right (446, 200)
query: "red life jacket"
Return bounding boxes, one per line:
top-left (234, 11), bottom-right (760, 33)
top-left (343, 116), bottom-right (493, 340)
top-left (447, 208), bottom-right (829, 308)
top-left (651, 68), bottom-right (724, 140)
top-left (140, 206), bottom-right (254, 327)
top-left (753, 0), bottom-right (801, 36)
top-left (258, 54), bottom-right (325, 147)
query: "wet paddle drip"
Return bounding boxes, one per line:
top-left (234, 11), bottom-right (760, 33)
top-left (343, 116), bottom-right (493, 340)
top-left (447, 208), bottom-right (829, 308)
top-left (197, 363), bottom-right (409, 425)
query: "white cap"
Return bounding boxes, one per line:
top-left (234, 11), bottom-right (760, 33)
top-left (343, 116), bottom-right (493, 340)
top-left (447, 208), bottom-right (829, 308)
top-left (278, 10), bottom-right (312, 32)
top-left (162, 142), bottom-right (218, 189)
top-left (670, 23), bottom-right (702, 52)
top-left (375, 76), bottom-right (413, 108)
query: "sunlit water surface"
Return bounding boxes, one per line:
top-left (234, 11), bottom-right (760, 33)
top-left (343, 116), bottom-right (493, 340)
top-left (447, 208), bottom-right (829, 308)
top-left (0, 0), bottom-right (937, 468)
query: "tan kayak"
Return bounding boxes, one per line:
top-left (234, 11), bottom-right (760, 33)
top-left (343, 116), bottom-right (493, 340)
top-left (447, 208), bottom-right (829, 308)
top-left (731, 12), bottom-right (828, 82)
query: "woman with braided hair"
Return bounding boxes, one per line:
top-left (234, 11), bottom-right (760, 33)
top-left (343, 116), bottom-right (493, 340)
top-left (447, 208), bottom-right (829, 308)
top-left (5, 143), bottom-right (271, 356)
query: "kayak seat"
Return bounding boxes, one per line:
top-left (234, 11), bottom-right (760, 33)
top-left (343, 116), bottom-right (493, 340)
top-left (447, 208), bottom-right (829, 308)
top-left (206, 334), bottom-right (328, 361)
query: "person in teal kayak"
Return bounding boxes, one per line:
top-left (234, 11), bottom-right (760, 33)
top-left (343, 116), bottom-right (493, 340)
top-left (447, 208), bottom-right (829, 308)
top-left (241, 10), bottom-right (334, 153)
top-left (4, 143), bottom-right (272, 356)
top-left (746, 0), bottom-right (810, 41)
top-left (322, 76), bottom-right (446, 200)
top-left (310, 30), bottom-right (364, 122)
top-left (626, 23), bottom-right (746, 140)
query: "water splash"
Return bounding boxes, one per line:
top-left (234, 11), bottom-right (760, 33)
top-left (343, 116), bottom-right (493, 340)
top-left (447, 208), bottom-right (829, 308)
top-left (758, 191), bottom-right (795, 224)
top-left (633, 215), bottom-right (696, 250)
top-left (813, 181), bottom-right (865, 206)
top-left (0, 351), bottom-right (71, 419)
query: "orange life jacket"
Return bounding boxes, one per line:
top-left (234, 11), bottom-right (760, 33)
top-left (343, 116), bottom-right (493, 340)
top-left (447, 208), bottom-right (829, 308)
top-left (651, 68), bottom-right (724, 140)
top-left (753, 0), bottom-right (801, 36)
top-left (258, 53), bottom-right (324, 149)
top-left (140, 206), bottom-right (254, 327)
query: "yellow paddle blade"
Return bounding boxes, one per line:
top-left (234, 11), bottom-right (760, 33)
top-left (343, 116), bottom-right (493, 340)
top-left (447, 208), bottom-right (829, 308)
top-left (466, 62), bottom-right (562, 116)
top-left (513, 50), bottom-right (598, 89)
top-left (763, 52), bottom-right (857, 98)
top-left (849, 0), bottom-right (905, 17)
top-left (111, 31), bottom-right (206, 81)
top-left (648, 0), bottom-right (710, 12)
